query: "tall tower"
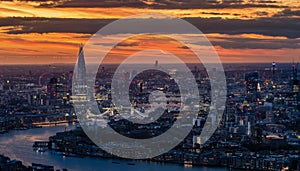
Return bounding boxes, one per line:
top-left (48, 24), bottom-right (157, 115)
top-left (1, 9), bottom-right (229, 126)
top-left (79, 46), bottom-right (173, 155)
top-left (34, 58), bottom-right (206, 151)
top-left (72, 44), bottom-right (88, 102)
top-left (245, 72), bottom-right (259, 102)
top-left (74, 44), bottom-right (86, 84)
top-left (291, 63), bottom-right (299, 94)
top-left (47, 77), bottom-right (58, 105)
top-left (272, 62), bottom-right (276, 74)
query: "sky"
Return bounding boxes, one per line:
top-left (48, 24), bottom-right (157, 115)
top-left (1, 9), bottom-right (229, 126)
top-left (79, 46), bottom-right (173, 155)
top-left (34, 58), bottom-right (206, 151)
top-left (0, 0), bottom-right (299, 64)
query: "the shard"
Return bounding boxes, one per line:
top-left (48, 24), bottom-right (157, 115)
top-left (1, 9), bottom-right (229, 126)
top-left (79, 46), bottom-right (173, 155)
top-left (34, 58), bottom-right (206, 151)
top-left (72, 44), bottom-right (88, 102)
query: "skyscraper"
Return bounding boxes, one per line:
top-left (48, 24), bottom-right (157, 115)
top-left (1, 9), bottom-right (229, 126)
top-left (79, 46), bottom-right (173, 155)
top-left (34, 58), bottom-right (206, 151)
top-left (47, 77), bottom-right (58, 105)
top-left (291, 63), bottom-right (299, 94)
top-left (72, 44), bottom-right (88, 103)
top-left (74, 44), bottom-right (86, 86)
top-left (272, 62), bottom-right (276, 75)
top-left (245, 72), bottom-right (259, 102)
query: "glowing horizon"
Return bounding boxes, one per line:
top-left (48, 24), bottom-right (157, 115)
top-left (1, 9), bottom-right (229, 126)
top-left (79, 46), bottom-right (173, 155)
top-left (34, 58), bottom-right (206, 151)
top-left (0, 0), bottom-right (299, 64)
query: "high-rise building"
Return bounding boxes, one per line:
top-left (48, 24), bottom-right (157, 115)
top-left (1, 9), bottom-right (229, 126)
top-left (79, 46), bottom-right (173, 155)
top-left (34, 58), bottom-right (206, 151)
top-left (46, 75), bottom-right (70, 106)
top-left (291, 63), bottom-right (299, 94)
top-left (272, 62), bottom-right (276, 74)
top-left (253, 124), bottom-right (263, 144)
top-left (74, 44), bottom-right (87, 86)
top-left (245, 72), bottom-right (259, 102)
top-left (72, 44), bottom-right (88, 103)
top-left (47, 77), bottom-right (58, 105)
top-left (139, 82), bottom-right (143, 93)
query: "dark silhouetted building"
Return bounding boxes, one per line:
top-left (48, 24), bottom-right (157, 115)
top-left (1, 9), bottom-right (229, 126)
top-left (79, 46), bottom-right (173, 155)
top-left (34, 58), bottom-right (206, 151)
top-left (245, 72), bottom-right (259, 102)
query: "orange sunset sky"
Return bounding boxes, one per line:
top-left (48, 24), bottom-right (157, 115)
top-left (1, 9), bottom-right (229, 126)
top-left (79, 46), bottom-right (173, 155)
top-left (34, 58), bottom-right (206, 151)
top-left (0, 0), bottom-right (299, 64)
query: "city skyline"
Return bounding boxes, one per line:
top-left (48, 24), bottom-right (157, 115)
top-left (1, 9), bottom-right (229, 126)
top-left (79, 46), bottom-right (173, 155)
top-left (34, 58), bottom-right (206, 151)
top-left (0, 2), bottom-right (299, 170)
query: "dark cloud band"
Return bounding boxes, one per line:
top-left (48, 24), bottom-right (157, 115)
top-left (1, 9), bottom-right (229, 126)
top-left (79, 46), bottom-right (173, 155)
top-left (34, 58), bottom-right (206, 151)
top-left (7, 0), bottom-right (287, 9)
top-left (1, 17), bottom-right (299, 39)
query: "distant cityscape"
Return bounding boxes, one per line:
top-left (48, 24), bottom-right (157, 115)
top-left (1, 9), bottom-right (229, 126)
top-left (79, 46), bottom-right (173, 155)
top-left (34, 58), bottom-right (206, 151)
top-left (0, 47), bottom-right (299, 171)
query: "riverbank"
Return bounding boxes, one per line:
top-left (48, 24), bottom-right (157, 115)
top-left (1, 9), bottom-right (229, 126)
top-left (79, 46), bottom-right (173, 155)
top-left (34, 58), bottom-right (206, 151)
top-left (48, 126), bottom-right (300, 171)
top-left (0, 154), bottom-right (68, 171)
top-left (0, 113), bottom-right (77, 134)
top-left (0, 124), bottom-right (229, 171)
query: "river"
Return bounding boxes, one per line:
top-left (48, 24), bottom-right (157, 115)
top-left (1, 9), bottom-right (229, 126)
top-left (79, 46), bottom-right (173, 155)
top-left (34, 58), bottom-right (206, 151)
top-left (0, 124), bottom-right (229, 171)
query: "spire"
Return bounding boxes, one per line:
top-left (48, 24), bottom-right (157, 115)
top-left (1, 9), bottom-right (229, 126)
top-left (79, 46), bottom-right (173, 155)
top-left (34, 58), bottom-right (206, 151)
top-left (74, 43), bottom-right (87, 87)
top-left (78, 43), bottom-right (83, 55)
top-left (78, 43), bottom-right (86, 73)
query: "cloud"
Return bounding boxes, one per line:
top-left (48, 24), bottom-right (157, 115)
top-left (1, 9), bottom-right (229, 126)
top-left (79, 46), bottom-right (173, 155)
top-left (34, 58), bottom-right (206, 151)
top-left (178, 46), bottom-right (189, 49)
top-left (116, 42), bottom-right (139, 47)
top-left (27, 0), bottom-right (287, 9)
top-left (185, 17), bottom-right (300, 39)
top-left (255, 11), bottom-right (269, 16)
top-left (0, 17), bottom-right (112, 34)
top-left (37, 0), bottom-right (147, 8)
top-left (210, 36), bottom-right (300, 49)
top-left (1, 16), bottom-right (299, 39)
top-left (273, 8), bottom-right (300, 17)
top-left (0, 7), bottom-right (36, 16)
top-left (200, 12), bottom-right (232, 15)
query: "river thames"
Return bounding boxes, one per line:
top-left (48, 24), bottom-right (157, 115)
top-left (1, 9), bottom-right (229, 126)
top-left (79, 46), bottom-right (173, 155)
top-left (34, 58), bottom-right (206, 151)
top-left (0, 124), bottom-right (229, 171)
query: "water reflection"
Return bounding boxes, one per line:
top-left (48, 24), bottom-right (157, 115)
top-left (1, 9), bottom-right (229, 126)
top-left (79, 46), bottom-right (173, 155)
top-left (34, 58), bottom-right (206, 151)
top-left (0, 124), bottom-right (228, 171)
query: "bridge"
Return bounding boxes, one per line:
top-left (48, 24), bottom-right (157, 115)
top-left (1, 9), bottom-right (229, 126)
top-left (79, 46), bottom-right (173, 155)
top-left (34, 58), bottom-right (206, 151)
top-left (32, 119), bottom-right (78, 126)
